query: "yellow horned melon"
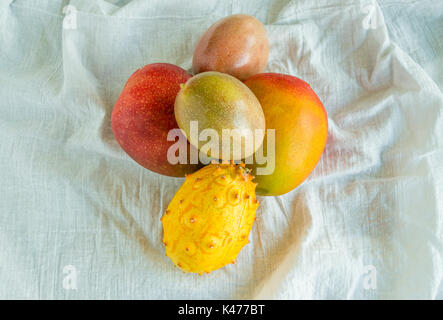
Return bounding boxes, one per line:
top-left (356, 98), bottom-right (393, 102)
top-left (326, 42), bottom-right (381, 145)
top-left (161, 161), bottom-right (259, 274)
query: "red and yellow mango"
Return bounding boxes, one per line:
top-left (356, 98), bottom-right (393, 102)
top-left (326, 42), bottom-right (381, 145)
top-left (111, 63), bottom-right (201, 177)
top-left (244, 73), bottom-right (328, 196)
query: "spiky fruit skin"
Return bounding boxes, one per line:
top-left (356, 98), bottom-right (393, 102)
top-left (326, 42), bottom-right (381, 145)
top-left (161, 162), bottom-right (259, 274)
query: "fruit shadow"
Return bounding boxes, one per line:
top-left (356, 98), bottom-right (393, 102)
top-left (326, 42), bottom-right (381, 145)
top-left (248, 190), bottom-right (312, 298)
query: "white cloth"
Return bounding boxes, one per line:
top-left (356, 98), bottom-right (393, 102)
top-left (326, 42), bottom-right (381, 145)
top-left (0, 0), bottom-right (442, 299)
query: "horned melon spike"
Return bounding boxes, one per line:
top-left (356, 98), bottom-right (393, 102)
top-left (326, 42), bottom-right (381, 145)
top-left (161, 162), bottom-right (259, 274)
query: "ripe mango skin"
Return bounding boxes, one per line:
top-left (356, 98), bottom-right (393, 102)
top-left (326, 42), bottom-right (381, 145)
top-left (244, 73), bottom-right (328, 196)
top-left (161, 163), bottom-right (259, 274)
top-left (174, 71), bottom-right (265, 161)
top-left (111, 63), bottom-right (201, 177)
top-left (193, 14), bottom-right (269, 81)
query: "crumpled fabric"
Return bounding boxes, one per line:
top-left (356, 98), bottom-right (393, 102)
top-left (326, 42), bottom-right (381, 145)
top-left (0, 0), bottom-right (442, 299)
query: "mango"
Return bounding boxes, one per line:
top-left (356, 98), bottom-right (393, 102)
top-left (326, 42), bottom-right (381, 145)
top-left (111, 63), bottom-right (201, 177)
top-left (161, 162), bottom-right (259, 274)
top-left (244, 73), bottom-right (328, 196)
top-left (174, 71), bottom-right (265, 161)
top-left (193, 14), bottom-right (269, 81)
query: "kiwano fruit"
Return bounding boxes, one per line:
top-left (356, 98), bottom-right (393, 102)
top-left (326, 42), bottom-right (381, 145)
top-left (161, 162), bottom-right (259, 274)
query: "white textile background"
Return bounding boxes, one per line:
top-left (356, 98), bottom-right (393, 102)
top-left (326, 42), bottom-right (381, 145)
top-left (0, 0), bottom-right (442, 299)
